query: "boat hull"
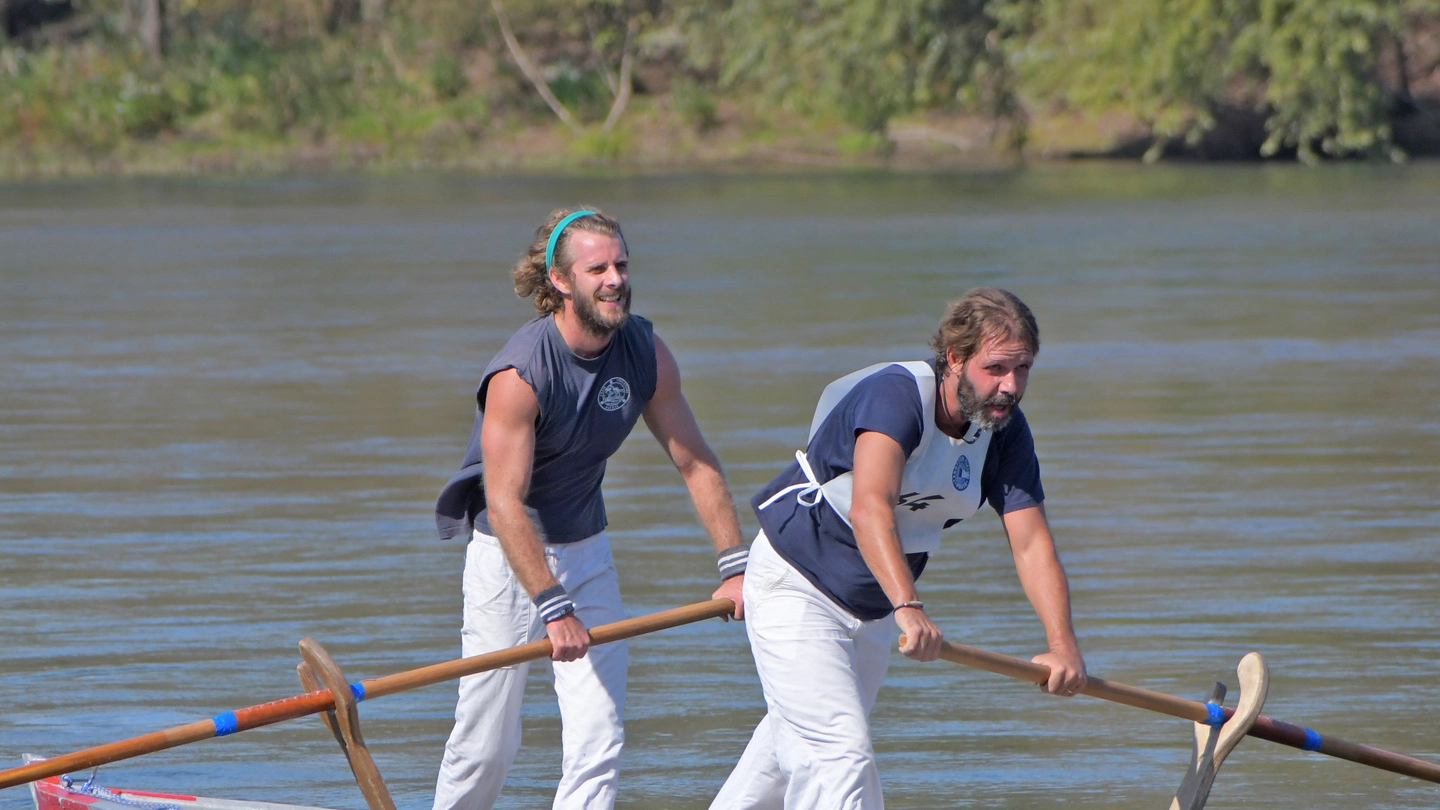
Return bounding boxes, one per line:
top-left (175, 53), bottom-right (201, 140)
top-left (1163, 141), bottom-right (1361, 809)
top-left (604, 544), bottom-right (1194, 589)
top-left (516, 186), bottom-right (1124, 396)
top-left (25, 756), bottom-right (332, 810)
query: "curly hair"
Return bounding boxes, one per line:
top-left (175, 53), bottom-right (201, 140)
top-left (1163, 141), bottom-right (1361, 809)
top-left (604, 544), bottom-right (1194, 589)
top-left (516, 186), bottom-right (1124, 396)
top-left (512, 207), bottom-right (626, 315)
top-left (930, 287), bottom-right (1040, 370)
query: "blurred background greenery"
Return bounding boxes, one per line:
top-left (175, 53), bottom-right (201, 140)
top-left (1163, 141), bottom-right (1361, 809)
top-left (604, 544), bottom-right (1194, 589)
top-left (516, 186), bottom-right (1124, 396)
top-left (1, 0), bottom-right (1437, 174)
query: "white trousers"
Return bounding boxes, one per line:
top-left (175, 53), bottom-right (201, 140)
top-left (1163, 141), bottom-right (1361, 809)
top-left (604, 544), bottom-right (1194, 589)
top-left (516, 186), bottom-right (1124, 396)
top-left (432, 530), bottom-right (628, 810)
top-left (710, 532), bottom-right (895, 810)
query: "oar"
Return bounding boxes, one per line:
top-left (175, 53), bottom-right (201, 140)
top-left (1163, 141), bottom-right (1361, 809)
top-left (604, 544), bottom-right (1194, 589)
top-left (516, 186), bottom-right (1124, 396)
top-left (904, 636), bottom-right (1440, 785)
top-left (0, 598), bottom-right (736, 791)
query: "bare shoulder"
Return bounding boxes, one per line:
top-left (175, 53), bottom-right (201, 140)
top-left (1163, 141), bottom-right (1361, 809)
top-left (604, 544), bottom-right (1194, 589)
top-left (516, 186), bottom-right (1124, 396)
top-left (484, 368), bottom-right (539, 423)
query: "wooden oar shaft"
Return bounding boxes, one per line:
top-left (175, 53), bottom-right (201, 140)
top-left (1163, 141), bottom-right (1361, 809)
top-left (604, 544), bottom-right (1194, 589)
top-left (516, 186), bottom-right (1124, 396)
top-left (929, 638), bottom-right (1440, 785)
top-left (360, 598), bottom-right (734, 700)
top-left (0, 599), bottom-right (735, 791)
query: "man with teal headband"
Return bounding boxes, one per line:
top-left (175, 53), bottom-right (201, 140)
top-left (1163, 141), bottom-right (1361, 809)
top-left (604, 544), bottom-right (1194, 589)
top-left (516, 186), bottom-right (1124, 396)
top-left (432, 206), bottom-right (748, 810)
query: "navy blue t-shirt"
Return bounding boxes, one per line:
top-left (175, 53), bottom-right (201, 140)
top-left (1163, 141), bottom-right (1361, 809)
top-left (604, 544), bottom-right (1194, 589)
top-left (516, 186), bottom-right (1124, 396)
top-left (456, 314), bottom-right (658, 544)
top-left (752, 364), bottom-right (1044, 620)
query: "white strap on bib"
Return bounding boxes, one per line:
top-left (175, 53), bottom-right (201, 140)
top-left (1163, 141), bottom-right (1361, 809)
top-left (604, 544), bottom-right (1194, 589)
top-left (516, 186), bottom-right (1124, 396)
top-left (757, 450), bottom-right (825, 510)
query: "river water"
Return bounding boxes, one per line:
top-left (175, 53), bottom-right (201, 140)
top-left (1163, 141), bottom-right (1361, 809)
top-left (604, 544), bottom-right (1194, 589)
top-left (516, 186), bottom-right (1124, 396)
top-left (1, 164), bottom-right (1437, 810)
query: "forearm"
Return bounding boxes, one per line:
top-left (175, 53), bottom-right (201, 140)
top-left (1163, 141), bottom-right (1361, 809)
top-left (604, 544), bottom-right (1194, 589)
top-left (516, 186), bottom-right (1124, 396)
top-left (854, 494), bottom-right (940, 661)
top-left (488, 500), bottom-right (580, 626)
top-left (680, 460), bottom-right (744, 552)
top-left (853, 505), bottom-right (919, 606)
top-left (487, 498), bottom-right (559, 598)
top-left (1014, 545), bottom-right (1081, 654)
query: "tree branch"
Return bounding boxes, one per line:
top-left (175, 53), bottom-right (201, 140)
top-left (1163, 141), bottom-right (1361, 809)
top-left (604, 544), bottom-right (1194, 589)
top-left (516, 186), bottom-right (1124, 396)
top-left (137, 0), bottom-right (166, 62)
top-left (491, 0), bottom-right (583, 134)
top-left (601, 18), bottom-right (637, 134)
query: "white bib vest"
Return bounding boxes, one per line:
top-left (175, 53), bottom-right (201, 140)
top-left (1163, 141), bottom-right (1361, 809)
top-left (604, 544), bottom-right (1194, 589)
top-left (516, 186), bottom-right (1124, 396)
top-left (759, 362), bottom-right (992, 555)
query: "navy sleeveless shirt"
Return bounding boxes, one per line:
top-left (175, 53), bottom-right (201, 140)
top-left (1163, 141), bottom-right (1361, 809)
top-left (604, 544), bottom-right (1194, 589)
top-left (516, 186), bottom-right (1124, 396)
top-left (436, 314), bottom-right (658, 545)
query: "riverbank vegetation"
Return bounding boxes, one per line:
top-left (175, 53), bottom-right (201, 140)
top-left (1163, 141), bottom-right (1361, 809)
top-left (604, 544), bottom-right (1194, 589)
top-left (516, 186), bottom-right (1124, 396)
top-left (2, 0), bottom-right (1438, 176)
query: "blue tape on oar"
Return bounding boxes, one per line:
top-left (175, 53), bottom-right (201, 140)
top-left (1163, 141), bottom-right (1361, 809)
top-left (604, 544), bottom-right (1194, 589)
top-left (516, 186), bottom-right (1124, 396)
top-left (350, 682), bottom-right (366, 702)
top-left (1204, 702), bottom-right (1226, 727)
top-left (1303, 727), bottom-right (1324, 751)
top-left (212, 712), bottom-right (239, 737)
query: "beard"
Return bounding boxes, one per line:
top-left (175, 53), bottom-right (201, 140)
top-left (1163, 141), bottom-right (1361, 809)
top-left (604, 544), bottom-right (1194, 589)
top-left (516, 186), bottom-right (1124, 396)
top-left (572, 284), bottom-right (632, 338)
top-left (956, 372), bottom-right (1020, 433)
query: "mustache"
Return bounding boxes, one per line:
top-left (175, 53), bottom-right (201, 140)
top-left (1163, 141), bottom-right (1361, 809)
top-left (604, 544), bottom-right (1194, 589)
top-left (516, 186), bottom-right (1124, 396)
top-left (984, 392), bottom-right (1018, 409)
top-left (596, 284), bottom-right (631, 299)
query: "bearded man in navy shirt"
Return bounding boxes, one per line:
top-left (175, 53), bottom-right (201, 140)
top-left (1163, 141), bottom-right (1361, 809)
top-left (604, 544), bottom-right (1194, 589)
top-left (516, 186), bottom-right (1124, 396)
top-left (711, 287), bottom-right (1087, 810)
top-left (432, 207), bottom-right (747, 810)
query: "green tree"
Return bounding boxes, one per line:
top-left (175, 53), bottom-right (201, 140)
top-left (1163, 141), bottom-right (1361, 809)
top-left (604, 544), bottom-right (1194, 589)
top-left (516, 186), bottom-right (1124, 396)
top-left (683, 0), bottom-right (1009, 133)
top-left (1004, 0), bottom-right (1437, 161)
top-left (1241, 0), bottom-right (1417, 158)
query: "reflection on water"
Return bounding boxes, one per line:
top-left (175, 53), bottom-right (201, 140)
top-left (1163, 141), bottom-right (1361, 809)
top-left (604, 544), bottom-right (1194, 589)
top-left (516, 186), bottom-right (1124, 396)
top-left (1, 165), bottom-right (1438, 810)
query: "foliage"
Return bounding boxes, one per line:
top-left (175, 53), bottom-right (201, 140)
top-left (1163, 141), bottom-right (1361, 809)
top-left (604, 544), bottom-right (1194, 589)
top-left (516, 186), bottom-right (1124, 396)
top-left (1240, 0), bottom-right (1413, 160)
top-left (683, 0), bottom-right (1009, 133)
top-left (1, 0), bottom-right (1435, 167)
top-left (430, 52), bottom-right (467, 99)
top-left (834, 129), bottom-right (893, 155)
top-left (1005, 0), bottom-right (1435, 160)
top-left (548, 68), bottom-right (616, 118)
top-left (569, 125), bottom-right (631, 159)
top-left (670, 77), bottom-right (719, 131)
top-left (0, 2), bottom-right (449, 161)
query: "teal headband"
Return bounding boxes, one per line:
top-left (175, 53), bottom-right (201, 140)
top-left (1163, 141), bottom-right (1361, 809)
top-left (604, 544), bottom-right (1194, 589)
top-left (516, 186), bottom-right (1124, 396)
top-left (545, 210), bottom-right (598, 271)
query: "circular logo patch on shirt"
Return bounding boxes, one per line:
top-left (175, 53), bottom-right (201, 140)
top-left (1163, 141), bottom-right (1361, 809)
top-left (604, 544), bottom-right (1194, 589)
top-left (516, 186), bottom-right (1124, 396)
top-left (597, 377), bottom-right (631, 411)
top-left (951, 455), bottom-right (972, 491)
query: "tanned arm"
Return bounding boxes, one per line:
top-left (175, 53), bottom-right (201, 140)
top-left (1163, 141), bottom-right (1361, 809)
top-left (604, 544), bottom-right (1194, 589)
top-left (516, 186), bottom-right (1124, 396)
top-left (482, 368), bottom-right (591, 661)
top-left (851, 430), bottom-right (943, 661)
top-left (1001, 503), bottom-right (1087, 696)
top-left (641, 335), bottom-right (746, 619)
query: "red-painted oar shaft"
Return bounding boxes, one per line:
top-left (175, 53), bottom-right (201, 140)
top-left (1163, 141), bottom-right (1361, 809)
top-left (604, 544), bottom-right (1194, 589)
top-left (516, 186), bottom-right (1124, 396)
top-left (0, 598), bottom-right (735, 791)
top-left (929, 638), bottom-right (1440, 785)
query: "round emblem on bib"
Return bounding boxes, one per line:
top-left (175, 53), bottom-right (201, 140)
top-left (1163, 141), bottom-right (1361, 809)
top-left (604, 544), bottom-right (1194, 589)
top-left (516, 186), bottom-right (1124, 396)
top-left (596, 377), bottom-right (631, 411)
top-left (951, 455), bottom-right (971, 491)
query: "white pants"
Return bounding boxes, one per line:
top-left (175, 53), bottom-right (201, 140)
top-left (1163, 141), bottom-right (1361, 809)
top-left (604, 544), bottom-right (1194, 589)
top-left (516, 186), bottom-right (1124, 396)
top-left (711, 532), bottom-right (895, 810)
top-left (432, 530), bottom-right (628, 810)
